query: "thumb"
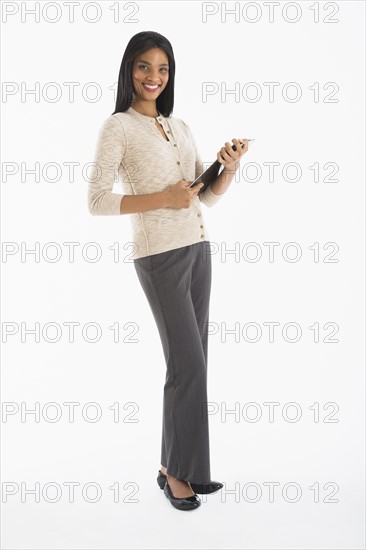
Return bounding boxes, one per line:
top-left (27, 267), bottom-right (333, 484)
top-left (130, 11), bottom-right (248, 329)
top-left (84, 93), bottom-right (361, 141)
top-left (194, 182), bottom-right (205, 194)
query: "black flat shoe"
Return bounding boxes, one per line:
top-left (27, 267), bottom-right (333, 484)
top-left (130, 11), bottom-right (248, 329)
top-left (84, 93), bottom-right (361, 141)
top-left (157, 469), bottom-right (223, 495)
top-left (163, 479), bottom-right (201, 511)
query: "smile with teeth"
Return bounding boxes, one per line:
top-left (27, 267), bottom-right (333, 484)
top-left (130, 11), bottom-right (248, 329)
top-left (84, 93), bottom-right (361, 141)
top-left (142, 83), bottom-right (161, 91)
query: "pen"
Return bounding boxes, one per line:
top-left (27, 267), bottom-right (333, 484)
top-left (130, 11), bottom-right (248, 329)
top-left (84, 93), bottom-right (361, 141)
top-left (224, 138), bottom-right (254, 153)
top-left (233, 138), bottom-right (254, 150)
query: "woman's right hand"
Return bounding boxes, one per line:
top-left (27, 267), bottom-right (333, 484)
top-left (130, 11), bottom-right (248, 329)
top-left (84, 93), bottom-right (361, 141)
top-left (166, 180), bottom-right (204, 209)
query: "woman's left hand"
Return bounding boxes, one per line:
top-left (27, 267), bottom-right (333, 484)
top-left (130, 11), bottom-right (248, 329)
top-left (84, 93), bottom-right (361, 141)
top-left (217, 138), bottom-right (249, 171)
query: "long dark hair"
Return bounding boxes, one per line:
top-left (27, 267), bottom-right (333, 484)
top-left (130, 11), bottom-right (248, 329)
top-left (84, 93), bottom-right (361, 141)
top-left (112, 31), bottom-right (175, 118)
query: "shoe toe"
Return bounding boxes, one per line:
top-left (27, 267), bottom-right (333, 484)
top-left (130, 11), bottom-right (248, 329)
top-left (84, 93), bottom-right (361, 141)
top-left (191, 480), bottom-right (224, 494)
top-left (163, 481), bottom-right (201, 510)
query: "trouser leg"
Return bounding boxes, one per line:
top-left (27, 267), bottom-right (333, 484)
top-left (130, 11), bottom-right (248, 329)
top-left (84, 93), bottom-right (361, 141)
top-left (133, 242), bottom-right (212, 484)
top-left (190, 240), bottom-right (212, 368)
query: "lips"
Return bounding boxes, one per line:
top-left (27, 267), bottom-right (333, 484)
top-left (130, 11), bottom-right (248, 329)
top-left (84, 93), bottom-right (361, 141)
top-left (142, 83), bottom-right (161, 92)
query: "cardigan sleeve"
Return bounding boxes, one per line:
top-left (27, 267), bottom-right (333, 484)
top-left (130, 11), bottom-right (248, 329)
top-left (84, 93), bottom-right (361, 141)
top-left (88, 114), bottom-right (126, 216)
top-left (181, 119), bottom-right (224, 208)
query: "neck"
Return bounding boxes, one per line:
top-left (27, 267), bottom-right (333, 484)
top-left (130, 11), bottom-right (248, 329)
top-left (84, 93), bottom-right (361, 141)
top-left (130, 99), bottom-right (159, 118)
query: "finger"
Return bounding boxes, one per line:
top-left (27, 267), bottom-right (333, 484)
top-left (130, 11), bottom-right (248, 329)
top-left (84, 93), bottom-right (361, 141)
top-left (225, 142), bottom-right (240, 161)
top-left (232, 139), bottom-right (248, 155)
top-left (191, 182), bottom-right (204, 194)
top-left (192, 187), bottom-right (200, 196)
top-left (220, 146), bottom-right (236, 163)
top-left (218, 150), bottom-right (228, 164)
top-left (217, 150), bottom-right (225, 164)
top-left (231, 139), bottom-right (247, 155)
top-left (232, 138), bottom-right (243, 152)
top-left (239, 138), bottom-right (249, 152)
top-left (224, 141), bottom-right (237, 154)
top-left (218, 151), bottom-right (231, 165)
top-left (218, 145), bottom-right (236, 163)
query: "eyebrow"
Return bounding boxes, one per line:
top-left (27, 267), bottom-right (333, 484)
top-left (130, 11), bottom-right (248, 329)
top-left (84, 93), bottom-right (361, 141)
top-left (138, 59), bottom-right (169, 67)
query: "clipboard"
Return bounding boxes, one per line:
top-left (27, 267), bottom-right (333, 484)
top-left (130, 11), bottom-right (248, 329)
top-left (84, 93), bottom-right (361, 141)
top-left (188, 140), bottom-right (252, 195)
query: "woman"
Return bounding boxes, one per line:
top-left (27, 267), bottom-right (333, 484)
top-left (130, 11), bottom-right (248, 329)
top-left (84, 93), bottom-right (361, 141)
top-left (88, 31), bottom-right (249, 511)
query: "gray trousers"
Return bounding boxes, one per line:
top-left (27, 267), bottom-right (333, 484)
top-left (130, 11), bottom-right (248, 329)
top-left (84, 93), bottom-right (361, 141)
top-left (133, 241), bottom-right (212, 484)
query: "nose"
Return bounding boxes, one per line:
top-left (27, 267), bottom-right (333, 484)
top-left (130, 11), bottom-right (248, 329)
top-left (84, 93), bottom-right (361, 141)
top-left (145, 69), bottom-right (162, 82)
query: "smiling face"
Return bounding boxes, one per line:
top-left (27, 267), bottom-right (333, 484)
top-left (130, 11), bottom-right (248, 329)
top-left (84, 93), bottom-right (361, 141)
top-left (131, 47), bottom-right (169, 106)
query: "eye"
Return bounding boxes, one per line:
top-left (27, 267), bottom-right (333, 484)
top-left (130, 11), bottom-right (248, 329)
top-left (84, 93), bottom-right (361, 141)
top-left (137, 64), bottom-right (168, 72)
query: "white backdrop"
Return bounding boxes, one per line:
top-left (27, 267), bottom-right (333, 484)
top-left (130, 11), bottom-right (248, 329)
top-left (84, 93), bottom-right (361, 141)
top-left (1, 1), bottom-right (365, 549)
